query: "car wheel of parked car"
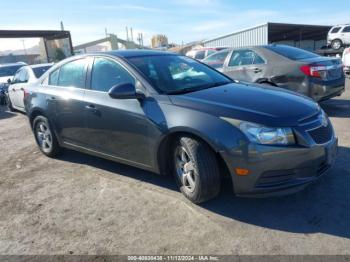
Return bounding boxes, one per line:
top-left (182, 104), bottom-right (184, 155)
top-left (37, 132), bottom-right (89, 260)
top-left (331, 39), bottom-right (343, 50)
top-left (173, 136), bottom-right (221, 203)
top-left (33, 116), bottom-right (62, 157)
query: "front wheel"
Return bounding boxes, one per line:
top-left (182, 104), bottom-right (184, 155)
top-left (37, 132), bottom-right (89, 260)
top-left (331, 39), bottom-right (343, 50)
top-left (6, 95), bottom-right (15, 112)
top-left (33, 116), bottom-right (62, 157)
top-left (172, 136), bottom-right (221, 203)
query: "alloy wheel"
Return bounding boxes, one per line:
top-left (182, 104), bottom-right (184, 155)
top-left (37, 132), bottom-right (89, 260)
top-left (174, 146), bottom-right (196, 193)
top-left (35, 122), bottom-right (53, 153)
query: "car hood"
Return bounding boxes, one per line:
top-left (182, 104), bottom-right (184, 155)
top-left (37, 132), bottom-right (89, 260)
top-left (169, 82), bottom-right (320, 127)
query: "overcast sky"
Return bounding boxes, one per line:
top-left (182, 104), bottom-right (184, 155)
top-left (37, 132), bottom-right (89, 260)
top-left (0, 0), bottom-right (349, 51)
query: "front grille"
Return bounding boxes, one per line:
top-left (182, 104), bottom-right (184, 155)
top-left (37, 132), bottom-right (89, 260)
top-left (308, 124), bottom-right (333, 144)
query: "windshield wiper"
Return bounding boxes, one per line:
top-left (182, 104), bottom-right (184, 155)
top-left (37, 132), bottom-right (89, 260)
top-left (167, 81), bottom-right (232, 95)
top-left (167, 87), bottom-right (201, 95)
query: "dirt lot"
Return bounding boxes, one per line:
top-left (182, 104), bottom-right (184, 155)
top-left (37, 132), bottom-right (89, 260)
top-left (0, 80), bottom-right (350, 255)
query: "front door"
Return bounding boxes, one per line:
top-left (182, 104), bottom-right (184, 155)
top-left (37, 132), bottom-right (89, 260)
top-left (83, 57), bottom-right (153, 168)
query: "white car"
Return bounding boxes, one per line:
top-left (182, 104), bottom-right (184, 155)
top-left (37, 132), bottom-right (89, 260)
top-left (7, 63), bottom-right (52, 112)
top-left (328, 24), bottom-right (350, 50)
top-left (343, 47), bottom-right (350, 78)
top-left (0, 62), bottom-right (27, 84)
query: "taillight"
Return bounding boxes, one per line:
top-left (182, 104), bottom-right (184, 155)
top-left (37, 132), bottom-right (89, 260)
top-left (23, 89), bottom-right (29, 99)
top-left (300, 65), bottom-right (326, 78)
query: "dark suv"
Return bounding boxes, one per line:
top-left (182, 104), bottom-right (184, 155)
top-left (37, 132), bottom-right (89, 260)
top-left (24, 50), bottom-right (338, 203)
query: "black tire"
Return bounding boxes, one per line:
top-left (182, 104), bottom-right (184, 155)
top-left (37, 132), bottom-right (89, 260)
top-left (172, 136), bottom-right (221, 203)
top-left (33, 115), bottom-right (62, 157)
top-left (6, 96), bottom-right (15, 112)
top-left (331, 39), bottom-right (343, 50)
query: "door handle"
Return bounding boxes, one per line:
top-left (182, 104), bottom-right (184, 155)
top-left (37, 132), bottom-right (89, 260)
top-left (20, 87), bottom-right (24, 91)
top-left (12, 88), bottom-right (15, 92)
top-left (85, 104), bottom-right (99, 114)
top-left (253, 68), bottom-right (262, 73)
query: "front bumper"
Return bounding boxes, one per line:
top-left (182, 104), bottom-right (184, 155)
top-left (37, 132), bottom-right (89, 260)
top-left (220, 135), bottom-right (338, 197)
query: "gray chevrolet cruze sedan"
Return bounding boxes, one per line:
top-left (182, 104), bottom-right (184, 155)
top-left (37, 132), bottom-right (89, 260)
top-left (24, 50), bottom-right (338, 203)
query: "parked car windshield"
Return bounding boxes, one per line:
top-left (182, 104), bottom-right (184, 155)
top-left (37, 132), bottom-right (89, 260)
top-left (203, 50), bottom-right (230, 63)
top-left (33, 66), bottom-right (52, 78)
top-left (128, 55), bottom-right (232, 94)
top-left (265, 45), bottom-right (319, 60)
top-left (0, 65), bottom-right (24, 77)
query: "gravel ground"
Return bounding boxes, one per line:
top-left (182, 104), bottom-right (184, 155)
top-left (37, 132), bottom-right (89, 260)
top-left (0, 80), bottom-right (349, 255)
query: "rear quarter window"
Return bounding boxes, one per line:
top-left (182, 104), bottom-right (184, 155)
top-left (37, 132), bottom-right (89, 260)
top-left (265, 45), bottom-right (319, 61)
top-left (342, 26), bottom-right (350, 33)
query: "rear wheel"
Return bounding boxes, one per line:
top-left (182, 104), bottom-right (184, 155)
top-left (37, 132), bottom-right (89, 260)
top-left (331, 39), bottom-right (343, 50)
top-left (172, 136), bottom-right (221, 203)
top-left (33, 116), bottom-right (62, 157)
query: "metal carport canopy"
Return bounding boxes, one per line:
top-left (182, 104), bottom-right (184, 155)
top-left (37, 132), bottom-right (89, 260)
top-left (0, 30), bottom-right (74, 59)
top-left (267, 22), bottom-right (332, 42)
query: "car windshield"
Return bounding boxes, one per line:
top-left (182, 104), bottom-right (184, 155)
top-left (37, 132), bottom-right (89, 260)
top-left (33, 66), bottom-right (52, 78)
top-left (128, 55), bottom-right (232, 94)
top-left (265, 45), bottom-right (319, 60)
top-left (203, 50), bottom-right (230, 63)
top-left (0, 65), bottom-right (24, 77)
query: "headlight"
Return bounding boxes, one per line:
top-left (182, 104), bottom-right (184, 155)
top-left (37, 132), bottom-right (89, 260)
top-left (221, 118), bottom-right (295, 145)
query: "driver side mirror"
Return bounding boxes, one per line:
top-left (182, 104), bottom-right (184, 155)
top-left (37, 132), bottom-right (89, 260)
top-left (108, 83), bottom-right (145, 100)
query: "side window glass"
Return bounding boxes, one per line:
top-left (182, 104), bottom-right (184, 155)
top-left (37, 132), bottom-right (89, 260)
top-left (49, 69), bottom-right (59, 86)
top-left (12, 70), bottom-right (21, 83)
top-left (58, 59), bottom-right (87, 88)
top-left (253, 52), bottom-right (265, 64)
top-left (342, 26), bottom-right (350, 33)
top-left (91, 58), bottom-right (135, 92)
top-left (194, 51), bottom-right (205, 60)
top-left (19, 69), bottom-right (27, 83)
top-left (331, 27), bottom-right (341, 33)
top-left (229, 50), bottom-right (257, 66)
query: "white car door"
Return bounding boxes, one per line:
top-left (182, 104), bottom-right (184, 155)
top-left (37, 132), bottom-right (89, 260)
top-left (8, 70), bottom-right (21, 107)
top-left (10, 68), bottom-right (28, 110)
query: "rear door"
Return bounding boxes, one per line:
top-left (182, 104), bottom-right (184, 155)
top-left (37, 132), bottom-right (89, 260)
top-left (44, 58), bottom-right (89, 146)
top-left (83, 56), bottom-right (153, 167)
top-left (223, 49), bottom-right (266, 82)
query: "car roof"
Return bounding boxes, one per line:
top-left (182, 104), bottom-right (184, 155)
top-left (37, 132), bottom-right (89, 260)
top-left (102, 49), bottom-right (177, 58)
top-left (29, 63), bottom-right (54, 69)
top-left (0, 62), bottom-right (27, 67)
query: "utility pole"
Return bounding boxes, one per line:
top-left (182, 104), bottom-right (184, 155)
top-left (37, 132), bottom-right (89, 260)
top-left (21, 39), bottom-right (27, 56)
top-left (105, 28), bottom-right (108, 38)
top-left (126, 27), bottom-right (129, 41)
top-left (130, 27), bottom-right (134, 42)
top-left (60, 21), bottom-right (64, 31)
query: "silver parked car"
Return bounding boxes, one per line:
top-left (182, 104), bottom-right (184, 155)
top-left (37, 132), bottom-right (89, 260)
top-left (7, 63), bottom-right (53, 112)
top-left (327, 24), bottom-right (350, 50)
top-left (207, 45), bottom-right (345, 102)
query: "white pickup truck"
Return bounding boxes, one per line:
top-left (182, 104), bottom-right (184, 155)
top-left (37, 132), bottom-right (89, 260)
top-left (343, 47), bottom-right (350, 78)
